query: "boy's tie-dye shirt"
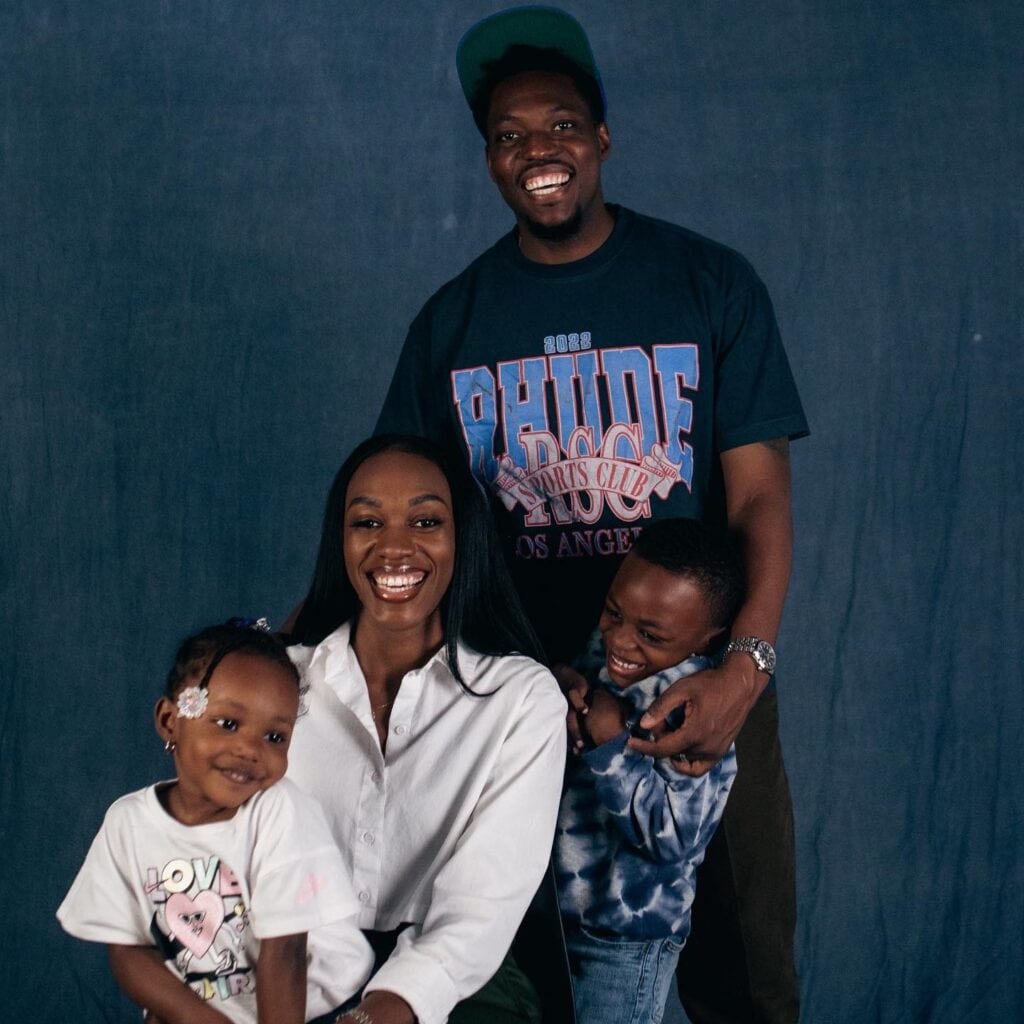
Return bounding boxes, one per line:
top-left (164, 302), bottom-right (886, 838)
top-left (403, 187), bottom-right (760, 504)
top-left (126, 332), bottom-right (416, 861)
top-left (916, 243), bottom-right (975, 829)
top-left (555, 630), bottom-right (737, 940)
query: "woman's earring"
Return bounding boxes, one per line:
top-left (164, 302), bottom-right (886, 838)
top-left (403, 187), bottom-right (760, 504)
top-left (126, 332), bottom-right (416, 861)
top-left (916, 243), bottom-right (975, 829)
top-left (164, 739), bottom-right (176, 753)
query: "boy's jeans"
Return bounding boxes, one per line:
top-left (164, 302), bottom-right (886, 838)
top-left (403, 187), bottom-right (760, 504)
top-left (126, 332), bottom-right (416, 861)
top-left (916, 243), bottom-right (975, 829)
top-left (566, 924), bottom-right (683, 1024)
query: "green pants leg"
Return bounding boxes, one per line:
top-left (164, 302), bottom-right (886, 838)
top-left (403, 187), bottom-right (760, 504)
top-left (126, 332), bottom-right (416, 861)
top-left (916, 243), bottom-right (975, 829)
top-left (676, 689), bottom-right (800, 1024)
top-left (449, 953), bottom-right (542, 1024)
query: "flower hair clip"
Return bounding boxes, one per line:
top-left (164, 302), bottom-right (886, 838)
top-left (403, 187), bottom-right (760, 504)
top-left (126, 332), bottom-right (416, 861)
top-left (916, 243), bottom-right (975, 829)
top-left (177, 686), bottom-right (209, 719)
top-left (175, 617), bottom-right (274, 721)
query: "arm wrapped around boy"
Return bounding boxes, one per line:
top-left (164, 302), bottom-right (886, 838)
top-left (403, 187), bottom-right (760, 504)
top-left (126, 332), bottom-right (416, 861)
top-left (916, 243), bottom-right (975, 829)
top-left (556, 637), bottom-right (736, 940)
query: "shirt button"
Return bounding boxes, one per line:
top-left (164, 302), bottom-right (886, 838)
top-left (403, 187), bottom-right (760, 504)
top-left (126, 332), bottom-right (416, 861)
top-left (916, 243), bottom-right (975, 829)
top-left (393, 724), bottom-right (406, 736)
top-left (361, 831), bottom-right (374, 845)
top-left (358, 890), bottom-right (370, 903)
top-left (370, 771), bottom-right (382, 784)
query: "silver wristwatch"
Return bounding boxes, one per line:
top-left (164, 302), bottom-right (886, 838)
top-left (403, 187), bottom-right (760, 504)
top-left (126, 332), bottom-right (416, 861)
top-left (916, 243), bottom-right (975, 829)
top-left (725, 636), bottom-right (777, 675)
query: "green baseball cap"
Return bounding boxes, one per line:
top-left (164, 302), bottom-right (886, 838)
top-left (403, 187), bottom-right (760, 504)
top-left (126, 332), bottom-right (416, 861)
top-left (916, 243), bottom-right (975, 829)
top-left (456, 6), bottom-right (605, 114)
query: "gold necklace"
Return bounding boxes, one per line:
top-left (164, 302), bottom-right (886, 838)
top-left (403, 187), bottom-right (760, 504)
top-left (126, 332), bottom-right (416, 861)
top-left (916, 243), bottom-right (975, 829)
top-left (369, 697), bottom-right (394, 723)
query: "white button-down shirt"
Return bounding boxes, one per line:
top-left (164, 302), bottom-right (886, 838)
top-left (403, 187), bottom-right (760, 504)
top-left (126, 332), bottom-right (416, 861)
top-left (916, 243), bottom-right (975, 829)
top-left (287, 622), bottom-right (566, 1024)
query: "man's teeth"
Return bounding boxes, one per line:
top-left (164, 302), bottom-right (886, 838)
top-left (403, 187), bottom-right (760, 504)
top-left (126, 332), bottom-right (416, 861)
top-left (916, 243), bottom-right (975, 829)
top-left (374, 571), bottom-right (425, 590)
top-left (525, 172), bottom-right (570, 194)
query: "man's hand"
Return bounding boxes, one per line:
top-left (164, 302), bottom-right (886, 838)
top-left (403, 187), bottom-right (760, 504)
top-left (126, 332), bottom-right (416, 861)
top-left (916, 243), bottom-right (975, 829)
top-left (628, 655), bottom-right (762, 776)
top-left (553, 663), bottom-right (591, 753)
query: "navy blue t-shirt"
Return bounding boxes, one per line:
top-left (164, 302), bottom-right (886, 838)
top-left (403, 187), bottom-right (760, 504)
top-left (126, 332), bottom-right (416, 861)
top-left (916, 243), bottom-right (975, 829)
top-left (378, 206), bottom-right (809, 660)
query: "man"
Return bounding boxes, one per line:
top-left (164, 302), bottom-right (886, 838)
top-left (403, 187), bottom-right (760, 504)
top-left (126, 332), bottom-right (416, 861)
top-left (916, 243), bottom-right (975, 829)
top-left (377, 7), bottom-right (807, 1022)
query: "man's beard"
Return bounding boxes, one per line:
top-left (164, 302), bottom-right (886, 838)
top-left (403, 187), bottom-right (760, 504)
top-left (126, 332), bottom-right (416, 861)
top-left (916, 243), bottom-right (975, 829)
top-left (523, 206), bottom-right (583, 243)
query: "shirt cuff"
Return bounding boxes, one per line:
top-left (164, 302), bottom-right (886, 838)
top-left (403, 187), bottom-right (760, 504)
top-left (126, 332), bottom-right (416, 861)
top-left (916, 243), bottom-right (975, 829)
top-left (718, 413), bottom-right (810, 451)
top-left (363, 946), bottom-right (460, 1024)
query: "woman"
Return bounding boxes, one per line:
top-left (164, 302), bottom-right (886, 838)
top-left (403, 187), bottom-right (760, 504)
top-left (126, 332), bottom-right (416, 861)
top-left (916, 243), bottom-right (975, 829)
top-left (286, 435), bottom-right (567, 1024)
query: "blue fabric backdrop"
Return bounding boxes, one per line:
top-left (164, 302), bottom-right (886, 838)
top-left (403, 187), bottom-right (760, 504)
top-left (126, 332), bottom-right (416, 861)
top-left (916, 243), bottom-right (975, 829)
top-left (2, 2), bottom-right (1020, 1021)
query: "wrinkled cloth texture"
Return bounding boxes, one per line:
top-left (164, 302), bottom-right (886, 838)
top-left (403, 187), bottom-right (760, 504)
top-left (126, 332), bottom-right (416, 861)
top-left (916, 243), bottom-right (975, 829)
top-left (3, 4), bottom-right (1021, 1023)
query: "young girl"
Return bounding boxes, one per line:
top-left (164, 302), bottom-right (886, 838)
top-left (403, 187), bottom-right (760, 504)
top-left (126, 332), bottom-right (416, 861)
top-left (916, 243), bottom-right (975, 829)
top-left (57, 620), bottom-right (373, 1024)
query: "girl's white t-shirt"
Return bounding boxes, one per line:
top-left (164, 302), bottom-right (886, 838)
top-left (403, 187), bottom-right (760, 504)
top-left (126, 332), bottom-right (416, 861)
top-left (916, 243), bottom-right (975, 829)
top-left (58, 777), bottom-right (373, 1024)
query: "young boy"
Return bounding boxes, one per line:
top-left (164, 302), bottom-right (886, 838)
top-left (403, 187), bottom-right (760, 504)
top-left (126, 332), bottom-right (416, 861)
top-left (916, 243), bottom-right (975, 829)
top-left (555, 518), bottom-right (745, 1024)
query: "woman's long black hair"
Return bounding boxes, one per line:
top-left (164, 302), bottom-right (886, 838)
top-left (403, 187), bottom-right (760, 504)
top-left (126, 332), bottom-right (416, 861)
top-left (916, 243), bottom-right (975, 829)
top-left (289, 434), bottom-right (544, 687)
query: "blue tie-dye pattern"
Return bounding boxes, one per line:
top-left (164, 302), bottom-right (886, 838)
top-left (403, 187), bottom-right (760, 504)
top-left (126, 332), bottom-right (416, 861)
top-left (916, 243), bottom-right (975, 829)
top-left (554, 630), bottom-right (738, 940)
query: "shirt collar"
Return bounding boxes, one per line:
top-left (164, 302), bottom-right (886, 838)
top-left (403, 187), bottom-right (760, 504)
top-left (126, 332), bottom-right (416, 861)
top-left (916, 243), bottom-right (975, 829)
top-left (311, 620), bottom-right (484, 696)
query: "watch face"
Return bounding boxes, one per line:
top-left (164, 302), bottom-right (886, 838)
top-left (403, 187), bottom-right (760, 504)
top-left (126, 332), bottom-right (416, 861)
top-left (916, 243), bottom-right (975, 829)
top-left (754, 641), bottom-right (777, 673)
top-left (727, 637), bottom-right (776, 674)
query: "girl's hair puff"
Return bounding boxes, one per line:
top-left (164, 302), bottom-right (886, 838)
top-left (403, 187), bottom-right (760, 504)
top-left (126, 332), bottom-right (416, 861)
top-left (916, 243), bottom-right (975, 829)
top-left (289, 434), bottom-right (544, 688)
top-left (164, 622), bottom-right (300, 698)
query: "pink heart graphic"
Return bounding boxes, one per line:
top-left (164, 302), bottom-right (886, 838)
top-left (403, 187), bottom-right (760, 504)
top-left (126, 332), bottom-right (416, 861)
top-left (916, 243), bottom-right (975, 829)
top-left (166, 890), bottom-right (224, 957)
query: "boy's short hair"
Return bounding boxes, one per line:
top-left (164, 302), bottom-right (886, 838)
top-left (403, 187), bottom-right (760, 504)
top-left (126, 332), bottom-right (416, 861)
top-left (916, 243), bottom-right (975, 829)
top-left (469, 44), bottom-right (606, 138)
top-left (631, 518), bottom-right (746, 632)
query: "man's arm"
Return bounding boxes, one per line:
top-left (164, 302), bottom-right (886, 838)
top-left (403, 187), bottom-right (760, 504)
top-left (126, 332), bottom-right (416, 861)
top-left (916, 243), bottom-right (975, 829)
top-left (720, 435), bottom-right (793, 659)
top-left (580, 689), bottom-right (737, 861)
top-left (108, 945), bottom-right (232, 1024)
top-left (630, 437), bottom-right (793, 773)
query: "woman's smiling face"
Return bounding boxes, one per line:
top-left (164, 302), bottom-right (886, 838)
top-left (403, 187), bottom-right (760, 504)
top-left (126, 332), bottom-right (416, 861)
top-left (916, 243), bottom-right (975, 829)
top-left (343, 450), bottom-right (456, 645)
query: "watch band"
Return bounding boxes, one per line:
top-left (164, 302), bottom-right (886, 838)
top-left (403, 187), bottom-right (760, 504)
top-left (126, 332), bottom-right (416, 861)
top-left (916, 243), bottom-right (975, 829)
top-left (725, 636), bottom-right (777, 675)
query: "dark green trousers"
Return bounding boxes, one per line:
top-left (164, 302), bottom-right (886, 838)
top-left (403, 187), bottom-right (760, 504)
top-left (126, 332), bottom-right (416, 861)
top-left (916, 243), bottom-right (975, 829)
top-left (677, 689), bottom-right (800, 1024)
top-left (314, 927), bottom-right (545, 1024)
top-left (449, 952), bottom-right (541, 1024)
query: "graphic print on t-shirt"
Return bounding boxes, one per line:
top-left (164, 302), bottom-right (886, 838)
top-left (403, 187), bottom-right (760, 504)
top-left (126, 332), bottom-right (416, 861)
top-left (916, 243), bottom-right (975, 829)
top-left (145, 854), bottom-right (254, 1004)
top-left (451, 337), bottom-right (699, 559)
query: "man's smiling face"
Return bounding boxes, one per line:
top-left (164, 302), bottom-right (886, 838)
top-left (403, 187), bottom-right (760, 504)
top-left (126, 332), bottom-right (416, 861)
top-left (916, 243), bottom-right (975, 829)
top-left (485, 69), bottom-right (610, 254)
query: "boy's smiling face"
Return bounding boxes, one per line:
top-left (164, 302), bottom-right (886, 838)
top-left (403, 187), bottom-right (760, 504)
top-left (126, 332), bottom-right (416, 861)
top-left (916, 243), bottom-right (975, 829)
top-left (599, 553), bottom-right (722, 688)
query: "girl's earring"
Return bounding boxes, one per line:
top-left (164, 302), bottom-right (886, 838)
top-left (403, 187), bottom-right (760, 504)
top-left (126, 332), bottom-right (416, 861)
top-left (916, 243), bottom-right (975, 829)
top-left (164, 739), bottom-right (176, 753)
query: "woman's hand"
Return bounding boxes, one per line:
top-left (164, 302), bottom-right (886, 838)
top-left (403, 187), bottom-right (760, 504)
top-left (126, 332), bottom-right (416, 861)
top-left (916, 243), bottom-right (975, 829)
top-left (339, 990), bottom-right (416, 1024)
